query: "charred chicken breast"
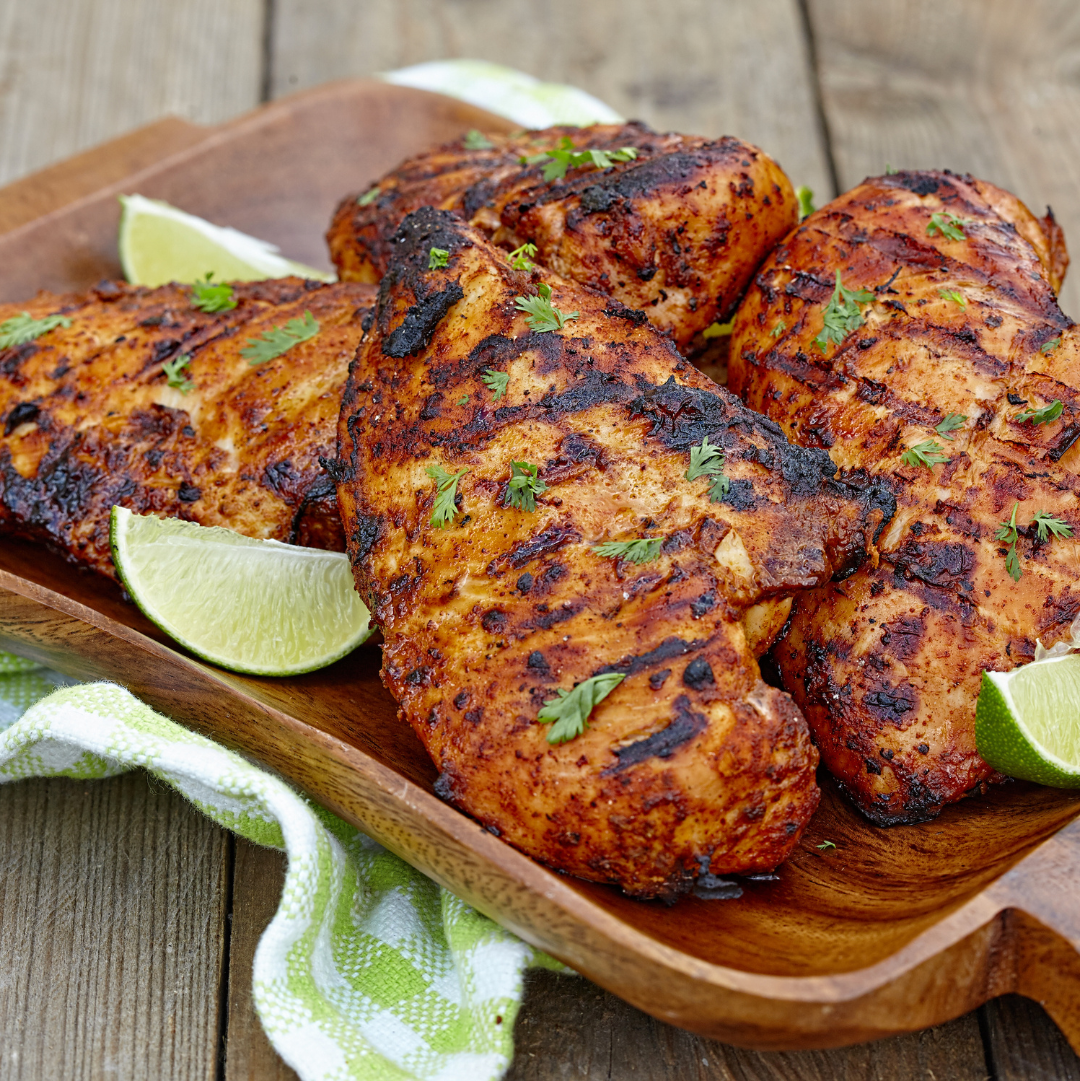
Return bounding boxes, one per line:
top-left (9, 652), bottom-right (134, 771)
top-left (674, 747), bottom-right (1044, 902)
top-left (729, 170), bottom-right (1079, 824)
top-left (327, 122), bottom-right (797, 354)
top-left (0, 277), bottom-right (375, 578)
top-left (335, 207), bottom-right (895, 897)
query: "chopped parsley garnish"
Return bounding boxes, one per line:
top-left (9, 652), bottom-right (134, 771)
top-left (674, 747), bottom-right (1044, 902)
top-left (481, 368), bottom-right (509, 401)
top-left (901, 439), bottom-right (949, 468)
top-left (426, 464), bottom-right (468, 528)
top-left (357, 186), bottom-right (380, 206)
top-left (1040, 337), bottom-right (1062, 355)
top-left (996, 502), bottom-right (1023, 582)
top-left (514, 283), bottom-right (578, 332)
top-left (506, 461), bottom-right (548, 512)
top-left (457, 395), bottom-right (469, 405)
top-left (885, 163), bottom-right (898, 175)
top-left (934, 413), bottom-right (967, 440)
top-left (162, 353), bottom-right (194, 394)
top-left (507, 242), bottom-right (537, 271)
top-left (592, 538), bottom-right (663, 564)
top-left (241, 310), bottom-right (320, 364)
top-left (796, 185), bottom-right (816, 219)
top-left (814, 271), bottom-right (874, 352)
top-left (684, 436), bottom-right (730, 501)
top-left (1015, 398), bottom-right (1063, 425)
top-left (0, 311), bottom-right (72, 349)
top-left (525, 136), bottom-right (638, 182)
top-left (771, 320), bottom-right (787, 338)
top-left (702, 319), bottom-right (734, 340)
top-left (536, 672), bottom-right (625, 744)
top-left (926, 212), bottom-right (969, 241)
top-left (428, 247), bottom-right (450, 269)
top-left (816, 840), bottom-right (837, 850)
top-left (190, 273), bottom-right (236, 313)
top-left (1032, 511), bottom-right (1073, 541)
top-left (462, 129), bottom-right (494, 150)
top-left (938, 288), bottom-right (966, 310)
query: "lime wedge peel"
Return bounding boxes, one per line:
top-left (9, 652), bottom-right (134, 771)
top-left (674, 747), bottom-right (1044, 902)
top-left (977, 652), bottom-right (1080, 788)
top-left (110, 507), bottom-right (372, 677)
top-left (118, 194), bottom-right (335, 288)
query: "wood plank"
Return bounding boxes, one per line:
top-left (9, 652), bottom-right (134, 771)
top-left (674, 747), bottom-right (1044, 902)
top-left (983, 995), bottom-right (1080, 1081)
top-left (269, 0), bottom-right (834, 198)
top-left (224, 840), bottom-right (298, 1081)
top-left (805, 0), bottom-right (1080, 318)
top-left (506, 970), bottom-right (988, 1080)
top-left (0, 0), bottom-right (265, 186)
top-left (0, 773), bottom-right (229, 1080)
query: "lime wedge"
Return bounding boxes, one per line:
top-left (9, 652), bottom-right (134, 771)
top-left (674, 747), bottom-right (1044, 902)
top-left (976, 655), bottom-right (1080, 787)
top-left (118, 194), bottom-right (334, 287)
top-left (110, 507), bottom-right (371, 676)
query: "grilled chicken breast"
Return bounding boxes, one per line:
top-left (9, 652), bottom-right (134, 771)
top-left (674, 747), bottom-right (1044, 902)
top-left (0, 277), bottom-right (375, 579)
top-left (327, 122), bottom-right (797, 354)
top-left (335, 207), bottom-right (894, 897)
top-left (728, 170), bottom-right (1078, 824)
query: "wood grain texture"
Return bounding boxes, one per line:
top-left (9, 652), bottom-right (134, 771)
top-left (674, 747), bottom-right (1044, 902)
top-left (984, 995), bottom-right (1080, 1081)
top-left (806, 0), bottom-right (1080, 319)
top-left (0, 773), bottom-right (229, 1080)
top-left (269, 0), bottom-right (834, 199)
top-left (0, 0), bottom-right (264, 186)
top-left (224, 841), bottom-right (298, 1081)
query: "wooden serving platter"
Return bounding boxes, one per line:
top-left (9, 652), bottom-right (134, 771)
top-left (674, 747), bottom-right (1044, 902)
top-left (2, 78), bottom-right (1080, 1053)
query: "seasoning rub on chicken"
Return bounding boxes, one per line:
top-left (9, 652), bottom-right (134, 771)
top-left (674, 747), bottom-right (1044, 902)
top-left (328, 122), bottom-right (797, 354)
top-left (729, 170), bottom-right (1079, 824)
top-left (335, 207), bottom-right (895, 898)
top-left (0, 277), bottom-right (375, 579)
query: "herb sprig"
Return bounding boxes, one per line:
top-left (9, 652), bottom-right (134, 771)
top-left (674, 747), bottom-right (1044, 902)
top-left (1032, 511), bottom-right (1073, 541)
top-left (506, 461), bottom-right (548, 512)
top-left (935, 413), bottom-right (967, 440)
top-left (507, 242), bottom-right (537, 271)
top-left (702, 319), bottom-right (733, 340)
top-left (426, 464), bottom-right (469, 528)
top-left (927, 213), bottom-right (969, 241)
top-left (191, 273), bottom-right (236, 313)
top-left (995, 504), bottom-right (1073, 582)
top-left (592, 538), bottom-right (663, 564)
top-left (1040, 338), bottom-right (1062, 355)
top-left (515, 283), bottom-right (578, 333)
top-left (685, 436), bottom-right (730, 502)
top-left (523, 137), bottom-right (638, 182)
top-left (428, 247), bottom-right (450, 269)
top-left (481, 368), bottom-right (509, 401)
top-left (536, 672), bottom-right (625, 744)
top-left (0, 312), bottom-right (71, 349)
top-left (241, 311), bottom-right (320, 365)
top-left (901, 439), bottom-right (950, 468)
top-left (163, 353), bottom-right (194, 394)
top-left (771, 320), bottom-right (787, 338)
top-left (462, 129), bottom-right (494, 150)
top-left (796, 185), bottom-right (816, 219)
top-left (938, 288), bottom-right (966, 310)
top-left (815, 271), bottom-right (874, 352)
top-left (1015, 399), bottom-right (1064, 426)
top-left (357, 187), bottom-right (380, 206)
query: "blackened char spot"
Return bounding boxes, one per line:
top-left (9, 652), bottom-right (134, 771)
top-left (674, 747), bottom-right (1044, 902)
top-left (683, 657), bottom-right (715, 688)
top-left (893, 173), bottom-right (941, 196)
top-left (894, 539), bottom-right (975, 588)
top-left (527, 650), bottom-right (549, 671)
top-left (177, 484), bottom-right (201, 502)
top-left (580, 185), bottom-right (620, 213)
top-left (603, 304), bottom-right (648, 326)
top-left (501, 522), bottom-right (580, 569)
top-left (481, 610), bottom-right (507, 633)
top-left (649, 669), bottom-right (671, 689)
top-left (604, 695), bottom-right (707, 773)
top-left (863, 688), bottom-right (915, 722)
top-left (595, 636), bottom-right (707, 679)
top-left (383, 281), bottom-right (465, 358)
top-left (4, 401), bottom-right (39, 435)
top-left (350, 516), bottom-right (381, 562)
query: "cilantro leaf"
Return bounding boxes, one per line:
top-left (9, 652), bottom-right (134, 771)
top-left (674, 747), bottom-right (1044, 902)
top-left (770, 320), bottom-right (787, 338)
top-left (814, 271), bottom-right (874, 352)
top-left (241, 311), bottom-right (320, 365)
top-left (457, 395), bottom-right (469, 405)
top-left (1032, 511), bottom-right (1073, 541)
top-left (934, 413), bottom-right (967, 440)
top-left (996, 502), bottom-right (1022, 582)
top-left (507, 242), bottom-right (538, 271)
top-left (592, 538), bottom-right (663, 564)
top-left (796, 185), bottom-right (816, 219)
top-left (505, 460), bottom-right (548, 512)
top-left (938, 288), bottom-right (966, 310)
top-left (481, 368), bottom-right (509, 401)
top-left (536, 672), bottom-right (625, 744)
top-left (927, 212), bottom-right (969, 241)
top-left (702, 319), bottom-right (733, 340)
top-left (462, 129), bottom-right (494, 150)
top-left (190, 273), bottom-right (236, 313)
top-left (426, 464), bottom-right (468, 528)
top-left (901, 439), bottom-right (950, 468)
top-left (885, 164), bottom-right (898, 175)
top-left (428, 247), bottom-right (450, 269)
top-left (162, 353), bottom-right (194, 394)
top-left (1040, 337), bottom-right (1062, 355)
top-left (514, 283), bottom-right (578, 333)
top-left (816, 840), bottom-right (837, 850)
top-left (357, 186), bottom-right (380, 206)
top-left (531, 138), bottom-right (639, 182)
top-left (684, 436), bottom-right (730, 502)
top-left (1015, 399), bottom-right (1064, 425)
top-left (0, 311), bottom-right (72, 349)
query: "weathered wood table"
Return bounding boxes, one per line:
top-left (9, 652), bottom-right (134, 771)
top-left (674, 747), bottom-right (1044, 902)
top-left (3, 1), bottom-right (1080, 1077)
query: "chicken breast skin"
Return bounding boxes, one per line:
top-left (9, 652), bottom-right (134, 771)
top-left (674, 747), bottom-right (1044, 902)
top-left (0, 277), bottom-right (375, 579)
top-left (335, 207), bottom-right (895, 898)
top-left (729, 170), bottom-right (1079, 824)
top-left (327, 122), bottom-right (797, 354)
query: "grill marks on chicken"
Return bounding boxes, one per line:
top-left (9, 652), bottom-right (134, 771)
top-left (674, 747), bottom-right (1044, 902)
top-left (335, 208), bottom-right (894, 898)
top-left (327, 122), bottom-right (797, 354)
top-left (729, 170), bottom-right (1080, 824)
top-left (0, 277), bottom-right (375, 578)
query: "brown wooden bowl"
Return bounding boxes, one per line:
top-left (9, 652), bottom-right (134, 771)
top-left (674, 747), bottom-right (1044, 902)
top-left (2, 78), bottom-right (1080, 1053)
